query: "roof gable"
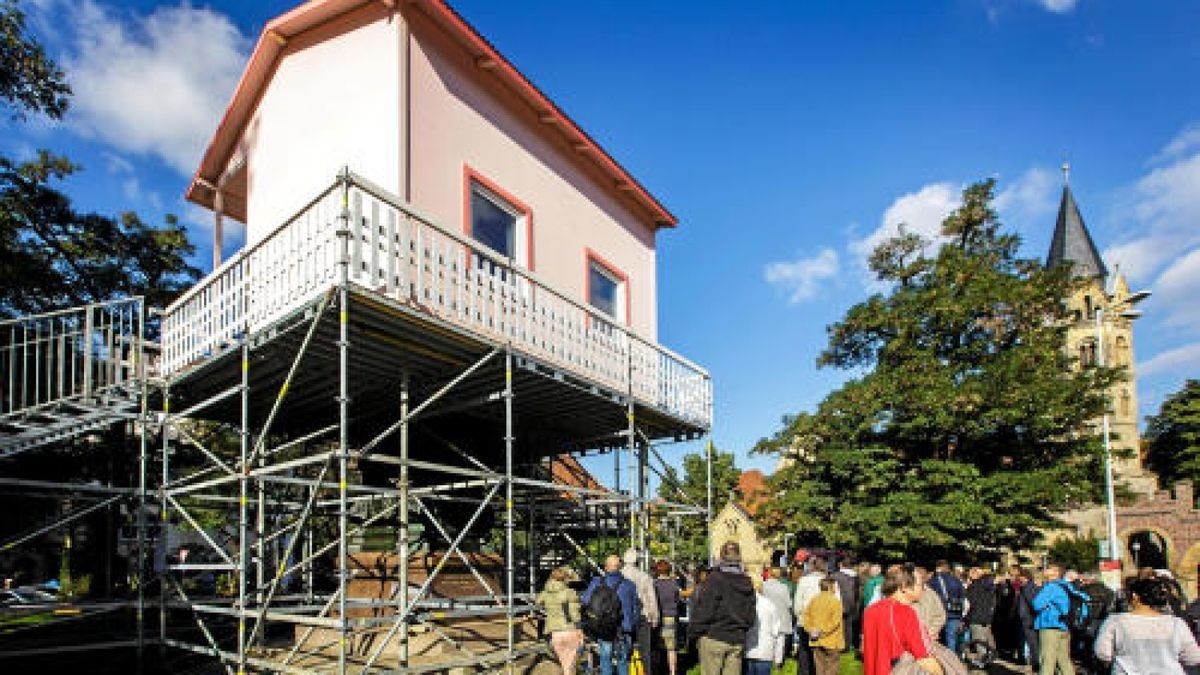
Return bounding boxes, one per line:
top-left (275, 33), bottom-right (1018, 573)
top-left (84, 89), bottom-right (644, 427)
top-left (186, 0), bottom-right (676, 228)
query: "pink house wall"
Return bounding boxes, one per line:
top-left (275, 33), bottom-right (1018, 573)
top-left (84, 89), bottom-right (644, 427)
top-left (244, 4), bottom-right (401, 243)
top-left (405, 12), bottom-right (659, 339)
top-left (237, 5), bottom-right (659, 338)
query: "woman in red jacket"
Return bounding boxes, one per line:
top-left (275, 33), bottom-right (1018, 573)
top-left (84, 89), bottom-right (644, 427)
top-left (862, 565), bottom-right (944, 675)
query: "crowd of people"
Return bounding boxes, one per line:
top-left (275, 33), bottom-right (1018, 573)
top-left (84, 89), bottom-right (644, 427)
top-left (536, 544), bottom-right (1200, 675)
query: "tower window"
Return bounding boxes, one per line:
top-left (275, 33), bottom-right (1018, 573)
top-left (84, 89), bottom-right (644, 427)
top-left (1084, 295), bottom-right (1094, 320)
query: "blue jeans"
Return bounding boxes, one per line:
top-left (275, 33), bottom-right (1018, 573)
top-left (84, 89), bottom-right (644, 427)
top-left (943, 617), bottom-right (962, 649)
top-left (597, 632), bottom-right (631, 675)
top-left (745, 658), bottom-right (773, 675)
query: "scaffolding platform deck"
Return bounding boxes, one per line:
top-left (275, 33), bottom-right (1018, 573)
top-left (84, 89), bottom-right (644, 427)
top-left (164, 285), bottom-right (706, 456)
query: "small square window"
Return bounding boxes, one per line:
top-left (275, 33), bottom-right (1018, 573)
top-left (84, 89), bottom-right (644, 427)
top-left (467, 176), bottom-right (529, 269)
top-left (470, 189), bottom-right (516, 258)
top-left (587, 255), bottom-right (626, 324)
top-left (589, 265), bottom-right (619, 318)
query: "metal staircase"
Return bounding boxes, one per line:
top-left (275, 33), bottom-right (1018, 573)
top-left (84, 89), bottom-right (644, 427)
top-left (0, 298), bottom-right (146, 458)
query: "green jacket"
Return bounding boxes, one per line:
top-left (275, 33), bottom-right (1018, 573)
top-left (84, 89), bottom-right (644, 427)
top-left (538, 580), bottom-right (581, 634)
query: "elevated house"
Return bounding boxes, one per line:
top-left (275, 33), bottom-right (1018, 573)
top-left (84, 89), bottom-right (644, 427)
top-left (0, 0), bottom-right (711, 671)
top-left (153, 0), bottom-right (711, 671)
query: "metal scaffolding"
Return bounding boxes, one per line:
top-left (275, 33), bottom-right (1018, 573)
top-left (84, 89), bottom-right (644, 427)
top-left (0, 171), bottom-right (713, 673)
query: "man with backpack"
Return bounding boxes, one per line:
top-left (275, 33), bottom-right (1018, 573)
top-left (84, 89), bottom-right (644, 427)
top-left (583, 554), bottom-right (642, 675)
top-left (1032, 562), bottom-right (1090, 675)
top-left (932, 560), bottom-right (966, 649)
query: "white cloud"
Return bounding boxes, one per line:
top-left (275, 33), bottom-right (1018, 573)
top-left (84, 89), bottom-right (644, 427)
top-left (765, 248), bottom-right (840, 304)
top-left (995, 167), bottom-right (1058, 233)
top-left (47, 0), bottom-right (249, 175)
top-left (849, 182), bottom-right (961, 264)
top-left (1034, 0), bottom-right (1078, 13)
top-left (1149, 122), bottom-right (1200, 165)
top-left (1150, 247), bottom-right (1200, 330)
top-left (1103, 126), bottom-right (1200, 285)
top-left (1140, 341), bottom-right (1200, 378)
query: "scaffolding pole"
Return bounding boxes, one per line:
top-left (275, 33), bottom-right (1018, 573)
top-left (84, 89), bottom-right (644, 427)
top-left (336, 167), bottom-right (352, 675)
top-left (237, 340), bottom-right (250, 675)
top-left (398, 375), bottom-right (410, 669)
top-left (504, 346), bottom-right (515, 674)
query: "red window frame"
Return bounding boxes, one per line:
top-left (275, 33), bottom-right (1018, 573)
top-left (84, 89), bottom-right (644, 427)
top-left (462, 165), bottom-right (534, 270)
top-left (585, 248), bottom-right (630, 326)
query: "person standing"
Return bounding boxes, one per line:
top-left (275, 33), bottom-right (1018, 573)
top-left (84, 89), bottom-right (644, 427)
top-left (1094, 577), bottom-right (1200, 675)
top-left (690, 541), bottom-right (756, 675)
top-left (653, 559), bottom-right (682, 675)
top-left (1032, 562), bottom-right (1090, 675)
top-left (913, 566), bottom-right (947, 642)
top-left (833, 557), bottom-right (862, 652)
top-left (538, 566), bottom-right (583, 675)
top-left (763, 566), bottom-right (796, 669)
top-left (862, 564), bottom-right (884, 609)
top-left (621, 549), bottom-right (660, 675)
top-left (965, 569), bottom-right (997, 648)
top-left (794, 557), bottom-right (836, 675)
top-left (803, 577), bottom-right (846, 675)
top-left (1019, 569), bottom-right (1043, 670)
top-left (746, 575), bottom-right (789, 675)
top-left (862, 565), bottom-right (944, 675)
top-left (583, 555), bottom-right (642, 675)
top-left (932, 560), bottom-right (966, 649)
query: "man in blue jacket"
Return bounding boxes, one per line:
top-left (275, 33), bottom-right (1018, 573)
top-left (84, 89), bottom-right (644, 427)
top-left (583, 554), bottom-right (642, 675)
top-left (1032, 563), bottom-right (1090, 675)
top-left (931, 560), bottom-right (966, 648)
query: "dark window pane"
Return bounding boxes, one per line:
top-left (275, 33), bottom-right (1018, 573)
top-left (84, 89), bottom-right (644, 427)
top-left (589, 264), bottom-right (619, 318)
top-left (471, 190), bottom-right (515, 258)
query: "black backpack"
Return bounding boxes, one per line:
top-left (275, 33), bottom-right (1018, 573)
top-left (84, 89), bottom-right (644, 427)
top-left (581, 579), bottom-right (623, 641)
top-left (1062, 583), bottom-right (1090, 631)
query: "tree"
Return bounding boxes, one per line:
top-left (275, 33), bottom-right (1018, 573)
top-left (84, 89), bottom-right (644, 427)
top-left (756, 180), bottom-right (1120, 562)
top-left (655, 444), bottom-right (740, 562)
top-left (0, 152), bottom-right (200, 318)
top-left (1145, 379), bottom-right (1200, 492)
top-left (1, 0), bottom-right (70, 120)
top-left (1048, 534), bottom-right (1101, 574)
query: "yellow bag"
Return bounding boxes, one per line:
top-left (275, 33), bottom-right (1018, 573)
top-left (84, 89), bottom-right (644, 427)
top-left (630, 647), bottom-right (644, 675)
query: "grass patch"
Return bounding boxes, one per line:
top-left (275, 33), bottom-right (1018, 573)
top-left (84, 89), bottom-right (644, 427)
top-left (0, 611), bottom-right (58, 633)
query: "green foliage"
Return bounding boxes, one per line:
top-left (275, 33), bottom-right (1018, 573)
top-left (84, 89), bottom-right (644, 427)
top-left (655, 444), bottom-right (740, 563)
top-left (1048, 533), bottom-right (1101, 573)
top-left (757, 180), bottom-right (1117, 561)
top-left (0, 0), bottom-right (70, 120)
top-left (0, 152), bottom-right (201, 318)
top-left (1145, 380), bottom-right (1200, 493)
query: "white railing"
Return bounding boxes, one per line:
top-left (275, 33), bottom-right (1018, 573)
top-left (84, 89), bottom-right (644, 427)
top-left (2, 298), bottom-right (144, 417)
top-left (162, 172), bottom-right (711, 428)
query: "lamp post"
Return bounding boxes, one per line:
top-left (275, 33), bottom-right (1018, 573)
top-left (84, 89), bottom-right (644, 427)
top-left (1131, 541), bottom-right (1141, 568)
top-left (1096, 305), bottom-right (1119, 563)
top-left (783, 533), bottom-right (794, 567)
top-left (1094, 289), bottom-right (1150, 563)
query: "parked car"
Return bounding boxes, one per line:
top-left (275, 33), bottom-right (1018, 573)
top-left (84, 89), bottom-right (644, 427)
top-left (0, 587), bottom-right (57, 607)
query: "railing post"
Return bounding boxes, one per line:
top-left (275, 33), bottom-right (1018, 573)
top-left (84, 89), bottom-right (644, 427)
top-left (82, 304), bottom-right (94, 401)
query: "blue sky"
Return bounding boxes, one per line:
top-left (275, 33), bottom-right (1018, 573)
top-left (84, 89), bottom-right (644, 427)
top-left (6, 0), bottom-right (1200, 477)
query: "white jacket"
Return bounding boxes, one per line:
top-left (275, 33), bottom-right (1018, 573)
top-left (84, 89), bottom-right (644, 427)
top-left (794, 572), bottom-right (840, 627)
top-left (622, 563), bottom-right (660, 625)
top-left (746, 593), bottom-right (787, 661)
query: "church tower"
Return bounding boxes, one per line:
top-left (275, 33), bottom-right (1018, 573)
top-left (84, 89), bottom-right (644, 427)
top-left (1047, 163), bottom-right (1153, 492)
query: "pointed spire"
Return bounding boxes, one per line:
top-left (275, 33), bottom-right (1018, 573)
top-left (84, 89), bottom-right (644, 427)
top-left (1046, 167), bottom-right (1107, 280)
